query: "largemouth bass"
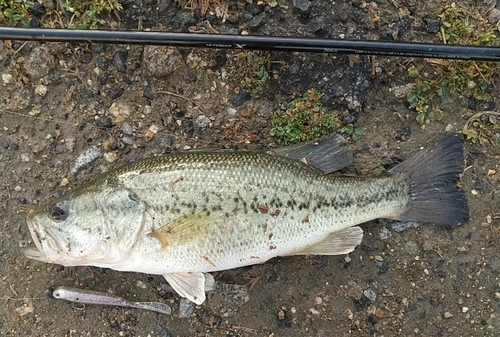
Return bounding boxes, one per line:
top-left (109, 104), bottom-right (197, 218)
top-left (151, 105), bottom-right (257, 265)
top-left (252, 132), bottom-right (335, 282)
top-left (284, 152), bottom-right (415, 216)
top-left (24, 134), bottom-right (468, 304)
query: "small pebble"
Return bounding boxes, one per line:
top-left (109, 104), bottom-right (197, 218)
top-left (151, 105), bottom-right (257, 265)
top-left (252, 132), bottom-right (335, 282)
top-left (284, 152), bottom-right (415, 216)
top-left (122, 137), bottom-right (133, 145)
top-left (112, 50), bottom-right (128, 72)
top-left (96, 116), bottom-right (113, 128)
top-left (178, 298), bottom-right (195, 318)
top-left (29, 105), bottom-right (42, 116)
top-left (14, 185), bottom-right (22, 192)
top-left (379, 226), bottom-right (392, 240)
top-left (109, 102), bottom-right (131, 122)
top-left (2, 73), bottom-right (12, 84)
top-left (103, 152), bottom-right (118, 163)
top-left (60, 178), bottom-right (69, 187)
top-left (35, 84), bottom-right (48, 96)
top-left (309, 308), bottom-right (320, 315)
top-left (462, 307), bottom-right (469, 313)
top-left (363, 289), bottom-right (377, 302)
top-left (149, 124), bottom-right (159, 135)
top-left (444, 311), bottom-right (453, 318)
top-left (154, 132), bottom-right (173, 148)
top-left (488, 8), bottom-right (500, 24)
top-left (71, 146), bottom-right (100, 174)
top-left (122, 122), bottom-right (133, 135)
top-left (315, 297), bottom-right (323, 305)
top-left (195, 115), bottom-right (211, 128)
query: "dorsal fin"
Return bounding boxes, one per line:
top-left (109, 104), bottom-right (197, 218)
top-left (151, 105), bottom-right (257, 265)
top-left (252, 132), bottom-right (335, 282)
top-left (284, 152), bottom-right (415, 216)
top-left (271, 133), bottom-right (353, 174)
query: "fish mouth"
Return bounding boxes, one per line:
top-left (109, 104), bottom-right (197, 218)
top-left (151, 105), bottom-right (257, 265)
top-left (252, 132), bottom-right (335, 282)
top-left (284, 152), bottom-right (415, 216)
top-left (24, 212), bottom-right (69, 263)
top-left (23, 213), bottom-right (48, 262)
top-left (23, 245), bottom-right (45, 260)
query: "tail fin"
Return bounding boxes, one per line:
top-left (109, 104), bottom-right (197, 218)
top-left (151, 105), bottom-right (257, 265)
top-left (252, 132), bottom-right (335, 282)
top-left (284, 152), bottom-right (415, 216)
top-left (389, 134), bottom-right (469, 226)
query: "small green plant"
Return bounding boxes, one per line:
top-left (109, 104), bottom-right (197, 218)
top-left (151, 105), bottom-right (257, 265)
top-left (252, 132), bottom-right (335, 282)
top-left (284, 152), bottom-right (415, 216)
top-left (462, 111), bottom-right (500, 145)
top-left (232, 51), bottom-right (271, 98)
top-left (406, 3), bottom-right (500, 144)
top-left (64, 0), bottom-right (122, 28)
top-left (270, 88), bottom-right (362, 145)
top-left (0, 0), bottom-right (30, 26)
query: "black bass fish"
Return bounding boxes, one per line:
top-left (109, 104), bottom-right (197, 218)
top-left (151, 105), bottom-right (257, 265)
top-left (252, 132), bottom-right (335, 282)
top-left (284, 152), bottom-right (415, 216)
top-left (24, 134), bottom-right (468, 304)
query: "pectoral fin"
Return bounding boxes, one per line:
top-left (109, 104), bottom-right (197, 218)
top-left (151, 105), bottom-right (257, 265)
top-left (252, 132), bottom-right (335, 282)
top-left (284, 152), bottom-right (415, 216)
top-left (282, 226), bottom-right (363, 256)
top-left (148, 211), bottom-right (213, 248)
top-left (163, 272), bottom-right (214, 305)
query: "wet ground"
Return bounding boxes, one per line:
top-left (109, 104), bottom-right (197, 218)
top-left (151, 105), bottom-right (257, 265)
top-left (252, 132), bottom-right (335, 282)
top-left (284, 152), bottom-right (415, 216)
top-left (1, 0), bottom-right (500, 336)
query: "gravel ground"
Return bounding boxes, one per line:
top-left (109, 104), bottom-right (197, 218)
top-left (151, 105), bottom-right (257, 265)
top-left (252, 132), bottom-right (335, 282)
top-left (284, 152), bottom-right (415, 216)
top-left (1, 0), bottom-right (500, 336)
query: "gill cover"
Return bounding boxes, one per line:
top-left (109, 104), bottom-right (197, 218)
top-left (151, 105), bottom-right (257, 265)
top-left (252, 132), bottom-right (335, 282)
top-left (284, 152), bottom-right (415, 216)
top-left (25, 186), bottom-right (148, 266)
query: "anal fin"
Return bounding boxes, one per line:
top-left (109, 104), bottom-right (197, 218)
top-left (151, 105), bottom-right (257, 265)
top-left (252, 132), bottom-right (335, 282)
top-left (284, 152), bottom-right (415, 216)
top-left (163, 272), bottom-right (214, 305)
top-left (282, 226), bottom-right (363, 256)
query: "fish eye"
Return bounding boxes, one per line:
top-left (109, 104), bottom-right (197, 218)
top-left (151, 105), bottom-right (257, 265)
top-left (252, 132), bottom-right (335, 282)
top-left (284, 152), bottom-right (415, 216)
top-left (50, 203), bottom-right (68, 221)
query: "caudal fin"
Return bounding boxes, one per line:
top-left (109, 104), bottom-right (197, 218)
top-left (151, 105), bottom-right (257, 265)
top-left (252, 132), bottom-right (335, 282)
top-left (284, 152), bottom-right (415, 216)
top-left (389, 134), bottom-right (469, 226)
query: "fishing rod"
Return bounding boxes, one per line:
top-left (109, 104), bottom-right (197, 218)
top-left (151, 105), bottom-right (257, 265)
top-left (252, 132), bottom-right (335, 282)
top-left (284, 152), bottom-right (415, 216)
top-left (0, 27), bottom-right (499, 61)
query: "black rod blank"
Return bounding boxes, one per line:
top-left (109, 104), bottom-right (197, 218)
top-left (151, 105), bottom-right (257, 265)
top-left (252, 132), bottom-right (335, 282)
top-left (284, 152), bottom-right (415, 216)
top-left (1, 27), bottom-right (499, 61)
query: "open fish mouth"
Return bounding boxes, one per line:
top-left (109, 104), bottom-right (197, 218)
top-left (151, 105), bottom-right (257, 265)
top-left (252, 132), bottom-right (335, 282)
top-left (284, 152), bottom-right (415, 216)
top-left (23, 214), bottom-right (47, 262)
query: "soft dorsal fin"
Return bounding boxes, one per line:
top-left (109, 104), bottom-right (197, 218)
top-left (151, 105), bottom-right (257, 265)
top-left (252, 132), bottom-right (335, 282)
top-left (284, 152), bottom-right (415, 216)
top-left (271, 133), bottom-right (353, 174)
top-left (281, 226), bottom-right (363, 256)
top-left (163, 272), bottom-right (214, 305)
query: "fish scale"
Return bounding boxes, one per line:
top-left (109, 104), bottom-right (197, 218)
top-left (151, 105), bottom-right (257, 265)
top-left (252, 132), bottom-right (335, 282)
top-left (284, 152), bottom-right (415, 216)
top-left (24, 134), bottom-right (469, 304)
top-left (106, 152), bottom-right (407, 274)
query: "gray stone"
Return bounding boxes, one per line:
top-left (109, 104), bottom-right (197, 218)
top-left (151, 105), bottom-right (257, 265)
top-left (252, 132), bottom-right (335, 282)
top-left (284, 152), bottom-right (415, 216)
top-left (195, 115), bottom-right (211, 128)
top-left (112, 50), bottom-right (128, 73)
top-left (424, 18), bottom-right (440, 34)
top-left (292, 0), bottom-right (312, 15)
top-left (154, 132), bottom-right (173, 148)
top-left (219, 27), bottom-right (241, 35)
top-left (95, 116), bottom-right (113, 128)
top-left (178, 298), bottom-right (195, 318)
top-left (488, 8), bottom-right (500, 24)
top-left (248, 11), bottom-right (268, 30)
top-left (230, 90), bottom-right (251, 107)
top-left (311, 17), bottom-right (328, 36)
top-left (143, 46), bottom-right (184, 77)
top-left (24, 46), bottom-right (55, 80)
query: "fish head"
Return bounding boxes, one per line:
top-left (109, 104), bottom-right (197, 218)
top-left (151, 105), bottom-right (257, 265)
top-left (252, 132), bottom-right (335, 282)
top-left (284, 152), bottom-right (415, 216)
top-left (24, 185), bottom-right (148, 267)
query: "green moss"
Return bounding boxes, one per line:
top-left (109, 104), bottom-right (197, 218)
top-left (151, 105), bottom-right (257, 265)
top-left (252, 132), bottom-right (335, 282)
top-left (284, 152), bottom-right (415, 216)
top-left (231, 51), bottom-right (272, 99)
top-left (407, 3), bottom-right (500, 144)
top-left (270, 88), bottom-right (362, 145)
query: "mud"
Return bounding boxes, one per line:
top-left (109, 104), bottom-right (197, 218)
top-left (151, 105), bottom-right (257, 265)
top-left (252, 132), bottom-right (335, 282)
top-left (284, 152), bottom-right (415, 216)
top-left (1, 0), bottom-right (499, 336)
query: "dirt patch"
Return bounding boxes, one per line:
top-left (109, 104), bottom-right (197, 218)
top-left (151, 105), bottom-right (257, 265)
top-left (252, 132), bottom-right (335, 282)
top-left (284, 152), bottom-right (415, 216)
top-left (1, 0), bottom-right (499, 336)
